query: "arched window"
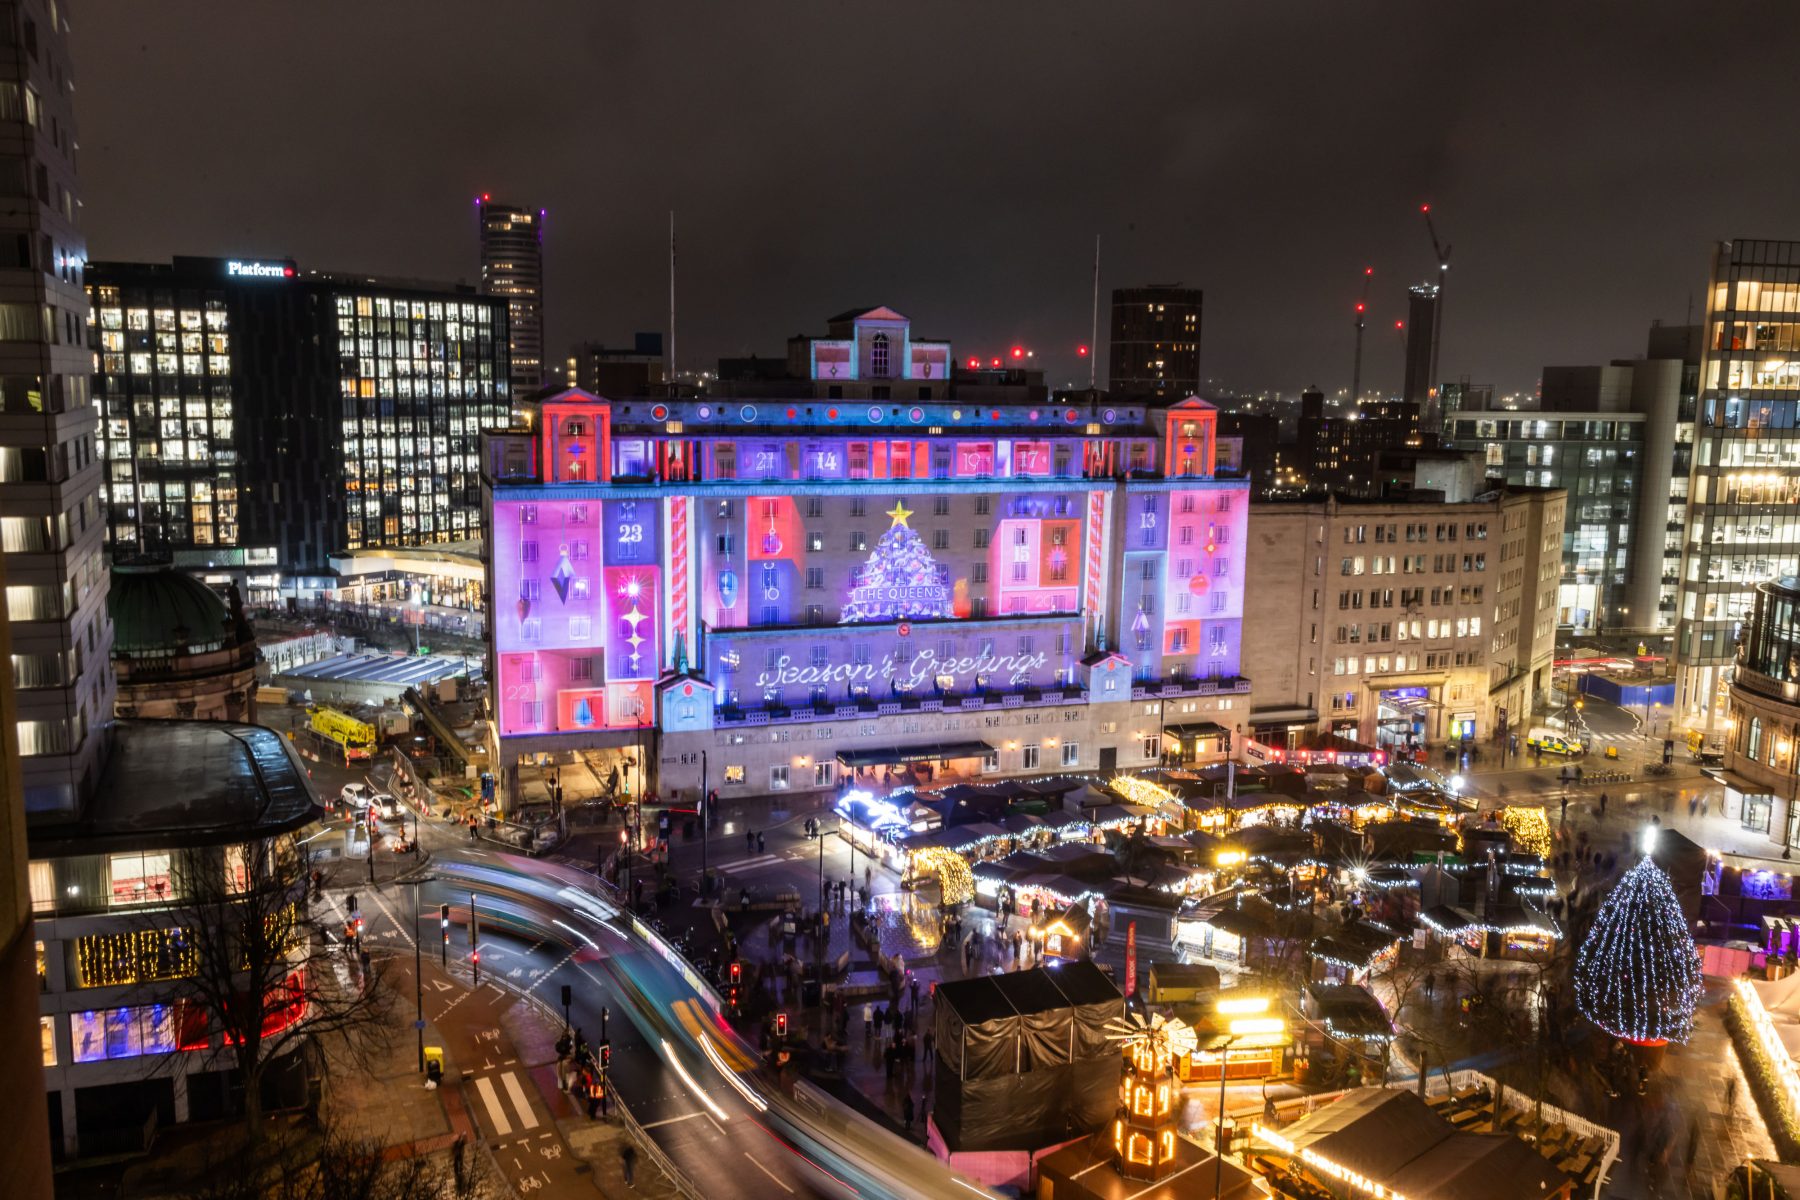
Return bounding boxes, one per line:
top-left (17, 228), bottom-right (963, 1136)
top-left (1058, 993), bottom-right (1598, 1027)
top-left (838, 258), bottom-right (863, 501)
top-left (871, 332), bottom-right (890, 378)
top-left (1749, 716), bottom-right (1763, 761)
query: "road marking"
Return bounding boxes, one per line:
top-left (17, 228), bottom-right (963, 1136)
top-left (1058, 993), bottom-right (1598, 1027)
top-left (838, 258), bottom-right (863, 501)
top-left (717, 854), bottom-right (782, 874)
top-left (744, 1152), bottom-right (795, 1193)
top-left (641, 1110), bottom-right (704, 1129)
top-left (501, 1070), bottom-right (540, 1130)
top-left (474, 1074), bottom-right (513, 1136)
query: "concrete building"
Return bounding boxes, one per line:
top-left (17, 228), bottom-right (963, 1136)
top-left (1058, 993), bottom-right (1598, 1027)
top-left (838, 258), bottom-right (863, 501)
top-left (28, 721), bottom-right (319, 1158)
top-left (1677, 240), bottom-right (1800, 734)
top-left (1242, 484), bottom-right (1564, 757)
top-left (0, 0), bottom-right (114, 819)
top-left (477, 197), bottom-right (544, 403)
top-left (567, 334), bottom-right (666, 398)
top-left (479, 308), bottom-right (1251, 809)
top-left (1296, 388), bottom-right (1421, 496)
top-left (1108, 286), bottom-right (1201, 400)
top-left (1403, 284), bottom-right (1440, 418)
top-left (107, 567), bottom-right (258, 723)
top-left (1721, 579), bottom-right (1800, 855)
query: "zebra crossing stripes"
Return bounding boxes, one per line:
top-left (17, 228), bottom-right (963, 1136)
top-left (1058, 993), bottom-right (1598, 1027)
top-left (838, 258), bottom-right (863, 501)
top-left (471, 1070), bottom-right (540, 1138)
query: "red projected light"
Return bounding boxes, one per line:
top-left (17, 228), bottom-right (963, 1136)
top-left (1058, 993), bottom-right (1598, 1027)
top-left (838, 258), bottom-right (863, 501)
top-left (826, 407), bottom-right (839, 420)
top-left (785, 407), bottom-right (797, 419)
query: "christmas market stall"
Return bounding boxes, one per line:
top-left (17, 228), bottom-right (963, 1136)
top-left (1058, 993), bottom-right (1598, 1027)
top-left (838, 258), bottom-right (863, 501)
top-left (1248, 1088), bottom-right (1573, 1200)
top-left (1030, 902), bottom-right (1091, 962)
top-left (1306, 918), bottom-right (1406, 985)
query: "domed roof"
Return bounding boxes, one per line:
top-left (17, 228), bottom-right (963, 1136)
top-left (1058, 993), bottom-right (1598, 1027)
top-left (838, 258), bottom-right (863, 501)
top-left (108, 567), bottom-right (232, 658)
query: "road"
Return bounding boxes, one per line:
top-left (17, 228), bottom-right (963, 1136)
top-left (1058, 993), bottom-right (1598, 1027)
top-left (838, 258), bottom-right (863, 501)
top-left (379, 848), bottom-right (993, 1200)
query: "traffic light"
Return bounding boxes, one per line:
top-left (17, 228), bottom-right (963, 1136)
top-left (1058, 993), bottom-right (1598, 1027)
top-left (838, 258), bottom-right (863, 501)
top-left (471, 948), bottom-right (480, 967)
top-left (775, 1012), bottom-right (788, 1039)
top-left (728, 960), bottom-right (742, 986)
top-left (440, 904), bottom-right (450, 938)
top-left (600, 1040), bottom-right (612, 1068)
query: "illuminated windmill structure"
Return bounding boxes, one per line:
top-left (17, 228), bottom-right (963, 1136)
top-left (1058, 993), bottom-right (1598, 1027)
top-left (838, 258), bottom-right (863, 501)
top-left (1106, 1011), bottom-right (1197, 1181)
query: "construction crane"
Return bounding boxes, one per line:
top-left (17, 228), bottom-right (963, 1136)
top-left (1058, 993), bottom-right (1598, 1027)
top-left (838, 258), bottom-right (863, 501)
top-left (1421, 204), bottom-right (1453, 425)
top-left (1350, 266), bottom-right (1373, 406)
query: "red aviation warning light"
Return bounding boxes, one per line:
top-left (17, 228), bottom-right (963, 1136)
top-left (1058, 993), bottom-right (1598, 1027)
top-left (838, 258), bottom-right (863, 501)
top-left (1077, 345), bottom-right (1089, 357)
top-left (1011, 346), bottom-right (1024, 359)
top-left (967, 357), bottom-right (980, 369)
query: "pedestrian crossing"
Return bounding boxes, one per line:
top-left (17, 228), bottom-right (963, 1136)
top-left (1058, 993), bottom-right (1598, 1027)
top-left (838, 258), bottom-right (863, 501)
top-left (471, 1070), bottom-right (541, 1138)
top-left (717, 853), bottom-right (782, 875)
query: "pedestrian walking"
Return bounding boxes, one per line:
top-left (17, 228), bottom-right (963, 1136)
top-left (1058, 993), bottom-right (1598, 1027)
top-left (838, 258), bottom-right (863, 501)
top-left (747, 829), bottom-right (756, 852)
top-left (620, 1144), bottom-right (637, 1188)
top-left (1559, 796), bottom-right (1568, 824)
top-left (903, 1093), bottom-right (916, 1133)
top-left (1727, 1074), bottom-right (1739, 1117)
top-left (1598, 792), bottom-right (1608, 818)
top-left (758, 831), bottom-right (766, 853)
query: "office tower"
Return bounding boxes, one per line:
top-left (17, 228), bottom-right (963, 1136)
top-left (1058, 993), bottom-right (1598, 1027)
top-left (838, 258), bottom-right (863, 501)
top-left (1676, 240), bottom-right (1800, 733)
top-left (89, 258), bottom-right (511, 596)
top-left (1403, 284), bottom-right (1439, 417)
top-left (478, 197), bottom-right (544, 401)
top-left (1448, 354), bottom-right (1683, 635)
top-left (479, 307), bottom-right (1250, 808)
top-left (0, 0), bottom-right (113, 820)
top-left (568, 333), bottom-right (666, 397)
top-left (1108, 285), bottom-right (1201, 399)
top-left (0, 3), bottom-right (98, 1191)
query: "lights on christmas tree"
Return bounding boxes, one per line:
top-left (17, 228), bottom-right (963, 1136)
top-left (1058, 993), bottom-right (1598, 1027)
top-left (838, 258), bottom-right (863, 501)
top-left (1500, 806), bottom-right (1552, 858)
top-left (1574, 855), bottom-right (1702, 1045)
top-left (840, 500), bottom-right (954, 623)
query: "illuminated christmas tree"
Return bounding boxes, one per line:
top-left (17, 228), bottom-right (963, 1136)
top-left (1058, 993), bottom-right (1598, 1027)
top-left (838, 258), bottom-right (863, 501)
top-left (841, 502), bottom-right (954, 623)
top-left (1573, 854), bottom-right (1702, 1045)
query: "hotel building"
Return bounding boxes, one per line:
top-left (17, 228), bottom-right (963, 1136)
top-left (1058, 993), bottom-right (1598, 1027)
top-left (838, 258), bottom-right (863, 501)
top-left (481, 307), bottom-right (1251, 807)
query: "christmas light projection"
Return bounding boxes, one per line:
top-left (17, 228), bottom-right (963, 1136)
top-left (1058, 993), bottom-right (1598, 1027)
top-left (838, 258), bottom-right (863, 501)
top-left (841, 502), bottom-right (955, 623)
top-left (1573, 855), bottom-right (1702, 1045)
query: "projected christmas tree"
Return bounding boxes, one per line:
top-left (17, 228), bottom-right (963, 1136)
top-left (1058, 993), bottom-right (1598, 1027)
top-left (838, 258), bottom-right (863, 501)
top-left (841, 501), bottom-right (955, 623)
top-left (1573, 853), bottom-right (1702, 1045)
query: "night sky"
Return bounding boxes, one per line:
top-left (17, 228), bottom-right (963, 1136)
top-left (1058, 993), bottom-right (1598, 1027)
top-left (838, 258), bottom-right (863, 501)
top-left (73, 3), bottom-right (1800, 399)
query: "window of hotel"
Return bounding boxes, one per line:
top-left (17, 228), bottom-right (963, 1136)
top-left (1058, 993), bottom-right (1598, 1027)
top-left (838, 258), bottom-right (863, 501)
top-left (770, 765), bottom-right (790, 790)
top-left (40, 1015), bottom-right (54, 1067)
top-left (109, 852), bottom-right (172, 906)
top-left (1021, 746), bottom-right (1040, 770)
top-left (1061, 742), bottom-right (1080, 767)
top-left (29, 860), bottom-right (53, 912)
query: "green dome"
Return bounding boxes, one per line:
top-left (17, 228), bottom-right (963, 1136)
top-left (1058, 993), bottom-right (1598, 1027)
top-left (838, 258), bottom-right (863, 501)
top-left (108, 567), bottom-right (232, 658)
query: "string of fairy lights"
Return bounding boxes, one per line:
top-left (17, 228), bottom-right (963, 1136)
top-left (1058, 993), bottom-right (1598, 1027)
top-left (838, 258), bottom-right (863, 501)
top-left (1573, 854), bottom-right (1702, 1045)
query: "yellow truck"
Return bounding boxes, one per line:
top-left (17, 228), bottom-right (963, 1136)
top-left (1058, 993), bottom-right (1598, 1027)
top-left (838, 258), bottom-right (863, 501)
top-left (307, 706), bottom-right (376, 760)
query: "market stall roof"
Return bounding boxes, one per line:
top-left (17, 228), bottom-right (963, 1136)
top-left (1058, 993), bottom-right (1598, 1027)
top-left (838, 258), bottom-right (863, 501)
top-left (1034, 903), bottom-right (1092, 938)
top-left (897, 824), bottom-right (1007, 853)
top-left (1040, 810), bottom-right (1088, 831)
top-left (1268, 1088), bottom-right (1569, 1200)
top-left (1001, 813), bottom-right (1046, 835)
top-left (1364, 819), bottom-right (1459, 861)
top-left (1013, 872), bottom-right (1108, 902)
top-left (1115, 863), bottom-right (1192, 892)
top-left (1419, 904), bottom-right (1481, 933)
top-left (1306, 983), bottom-right (1395, 1040)
top-left (972, 859), bottom-right (1028, 883)
top-left (1087, 803), bottom-right (1156, 826)
top-left (1309, 919), bottom-right (1406, 969)
top-left (836, 739), bottom-right (995, 768)
top-left (1036, 842), bottom-right (1119, 874)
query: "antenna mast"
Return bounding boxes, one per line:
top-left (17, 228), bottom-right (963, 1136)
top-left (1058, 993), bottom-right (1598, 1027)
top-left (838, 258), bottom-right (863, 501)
top-left (1350, 266), bottom-right (1372, 406)
top-left (1089, 235), bottom-right (1100, 390)
top-left (668, 211), bottom-right (677, 388)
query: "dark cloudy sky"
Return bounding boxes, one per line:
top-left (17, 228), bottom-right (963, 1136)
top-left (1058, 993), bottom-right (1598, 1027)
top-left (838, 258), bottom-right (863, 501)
top-left (72, 2), bottom-right (1800, 398)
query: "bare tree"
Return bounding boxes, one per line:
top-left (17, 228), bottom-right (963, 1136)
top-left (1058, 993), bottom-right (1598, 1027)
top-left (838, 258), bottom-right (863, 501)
top-left (179, 1122), bottom-right (483, 1200)
top-left (135, 834), bottom-right (394, 1143)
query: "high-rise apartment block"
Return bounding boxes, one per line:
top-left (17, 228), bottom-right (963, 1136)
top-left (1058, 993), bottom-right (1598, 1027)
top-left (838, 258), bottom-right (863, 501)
top-left (1296, 388), bottom-right (1421, 495)
top-left (88, 258), bottom-right (510, 596)
top-left (1677, 240), bottom-right (1800, 731)
top-left (0, 0), bottom-right (112, 820)
top-left (567, 333), bottom-right (665, 398)
top-left (1403, 284), bottom-right (1439, 420)
top-left (1108, 285), bottom-right (1201, 400)
top-left (478, 197), bottom-right (544, 402)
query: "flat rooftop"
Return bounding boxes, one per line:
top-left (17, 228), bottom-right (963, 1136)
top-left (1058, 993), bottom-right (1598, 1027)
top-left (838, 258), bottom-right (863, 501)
top-left (28, 720), bottom-right (322, 858)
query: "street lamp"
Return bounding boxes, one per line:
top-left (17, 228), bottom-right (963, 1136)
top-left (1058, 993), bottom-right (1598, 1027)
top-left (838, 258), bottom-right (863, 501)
top-left (411, 592), bottom-right (424, 655)
top-left (399, 874), bottom-right (437, 1072)
top-left (1210, 997), bottom-right (1286, 1200)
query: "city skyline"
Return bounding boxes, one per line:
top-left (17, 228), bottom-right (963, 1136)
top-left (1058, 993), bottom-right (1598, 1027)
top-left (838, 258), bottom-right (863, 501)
top-left (72, 3), bottom-right (1800, 397)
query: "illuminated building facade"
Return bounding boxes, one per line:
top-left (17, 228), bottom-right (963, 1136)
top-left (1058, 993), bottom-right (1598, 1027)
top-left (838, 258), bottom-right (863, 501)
top-left (481, 309), bottom-right (1250, 805)
top-left (1678, 240), bottom-right (1800, 733)
top-left (88, 257), bottom-right (510, 597)
top-left (478, 197), bottom-right (544, 402)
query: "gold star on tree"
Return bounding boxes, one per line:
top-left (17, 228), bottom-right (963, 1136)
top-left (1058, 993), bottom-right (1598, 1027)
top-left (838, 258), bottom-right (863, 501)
top-left (885, 501), bottom-right (914, 528)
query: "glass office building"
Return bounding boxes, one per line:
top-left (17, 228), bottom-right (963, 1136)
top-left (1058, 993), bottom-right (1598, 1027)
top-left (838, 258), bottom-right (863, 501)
top-left (89, 257), bottom-right (510, 598)
top-left (1677, 240), bottom-right (1800, 731)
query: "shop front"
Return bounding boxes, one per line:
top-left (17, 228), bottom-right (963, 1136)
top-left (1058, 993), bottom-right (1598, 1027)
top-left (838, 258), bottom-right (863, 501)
top-left (1375, 684), bottom-right (1438, 752)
